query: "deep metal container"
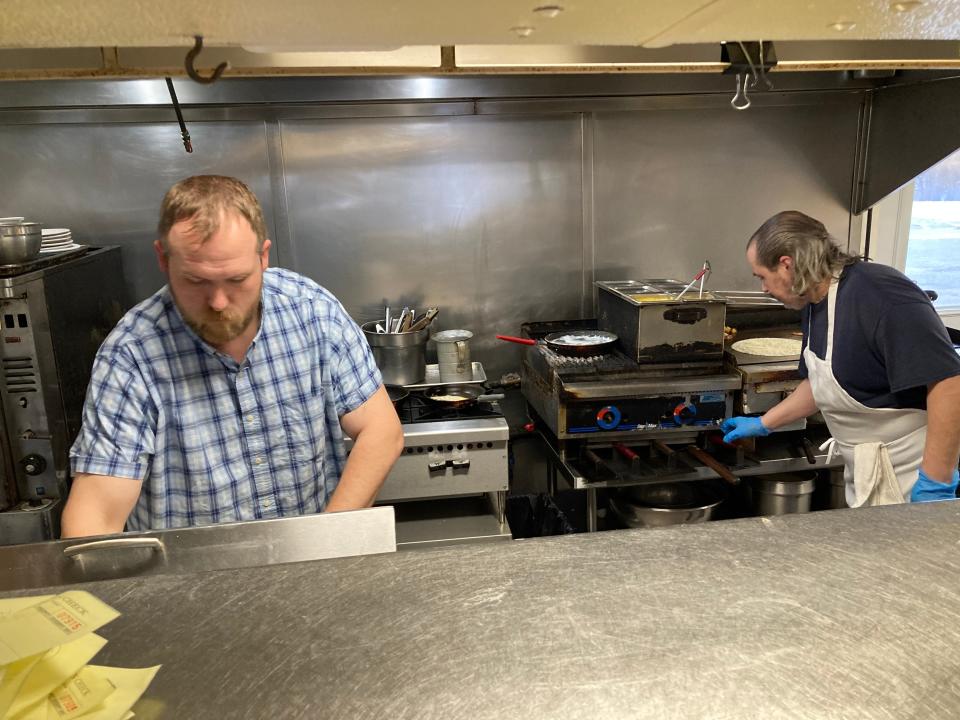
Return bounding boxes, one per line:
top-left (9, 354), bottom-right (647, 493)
top-left (827, 471), bottom-right (848, 510)
top-left (362, 321), bottom-right (429, 385)
top-left (0, 223), bottom-right (42, 265)
top-left (750, 472), bottom-right (816, 516)
top-left (596, 279), bottom-right (726, 367)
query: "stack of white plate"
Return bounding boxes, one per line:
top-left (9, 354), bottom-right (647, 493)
top-left (40, 228), bottom-right (79, 253)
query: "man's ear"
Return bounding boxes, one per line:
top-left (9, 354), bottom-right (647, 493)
top-left (154, 239), bottom-right (169, 273)
top-left (779, 255), bottom-right (792, 271)
top-left (260, 238), bottom-right (272, 269)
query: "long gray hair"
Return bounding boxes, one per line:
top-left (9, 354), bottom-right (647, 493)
top-left (748, 211), bottom-right (859, 296)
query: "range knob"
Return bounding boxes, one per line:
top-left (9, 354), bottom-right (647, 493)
top-left (672, 401), bottom-right (697, 426)
top-left (596, 405), bottom-right (622, 430)
top-left (20, 454), bottom-right (46, 476)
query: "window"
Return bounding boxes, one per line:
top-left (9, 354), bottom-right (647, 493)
top-left (903, 149), bottom-right (960, 309)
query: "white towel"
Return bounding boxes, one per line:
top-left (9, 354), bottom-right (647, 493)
top-left (852, 441), bottom-right (905, 507)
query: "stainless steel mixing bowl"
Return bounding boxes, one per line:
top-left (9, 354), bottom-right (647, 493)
top-left (0, 223), bottom-right (42, 264)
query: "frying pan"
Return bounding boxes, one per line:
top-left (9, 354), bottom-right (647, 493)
top-left (496, 330), bottom-right (619, 357)
top-left (386, 385), bottom-right (410, 406)
top-left (423, 384), bottom-right (504, 409)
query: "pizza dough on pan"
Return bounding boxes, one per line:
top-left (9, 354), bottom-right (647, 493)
top-left (730, 337), bottom-right (803, 357)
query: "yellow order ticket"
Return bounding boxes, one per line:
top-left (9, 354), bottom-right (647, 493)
top-left (0, 654), bottom-right (45, 717)
top-left (0, 597), bottom-right (54, 617)
top-left (0, 592), bottom-right (119, 666)
top-left (13, 666), bottom-right (161, 720)
top-left (4, 634), bottom-right (108, 719)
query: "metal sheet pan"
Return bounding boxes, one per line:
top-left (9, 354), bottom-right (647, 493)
top-left (401, 362), bottom-right (487, 389)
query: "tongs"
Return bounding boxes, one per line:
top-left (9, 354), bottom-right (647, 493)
top-left (674, 260), bottom-right (711, 301)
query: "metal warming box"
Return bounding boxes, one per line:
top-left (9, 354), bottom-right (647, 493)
top-left (0, 247), bottom-right (131, 545)
top-left (596, 280), bottom-right (727, 367)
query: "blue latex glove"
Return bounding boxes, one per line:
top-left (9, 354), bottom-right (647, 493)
top-left (910, 468), bottom-right (960, 503)
top-left (720, 416), bottom-right (771, 444)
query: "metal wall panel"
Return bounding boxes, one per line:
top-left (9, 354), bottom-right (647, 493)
top-left (0, 87), bottom-right (869, 383)
top-left (592, 96), bottom-right (863, 301)
top-left (0, 122), bottom-right (274, 302)
top-left (279, 114), bottom-right (584, 377)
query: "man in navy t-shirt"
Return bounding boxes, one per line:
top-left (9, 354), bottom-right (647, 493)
top-left (722, 210), bottom-right (960, 505)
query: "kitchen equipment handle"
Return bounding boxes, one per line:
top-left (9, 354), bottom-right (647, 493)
top-left (456, 340), bottom-right (468, 370)
top-left (496, 335), bottom-right (537, 346)
top-left (800, 437), bottom-right (817, 465)
top-left (478, 394), bottom-right (505, 402)
top-left (663, 307), bottom-right (708, 325)
top-left (613, 442), bottom-right (639, 462)
top-left (584, 449), bottom-right (621, 480)
top-left (652, 440), bottom-right (677, 469)
top-left (686, 445), bottom-right (740, 485)
top-left (63, 537), bottom-right (164, 558)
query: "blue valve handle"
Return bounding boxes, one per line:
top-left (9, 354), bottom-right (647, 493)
top-left (596, 406), bottom-right (621, 430)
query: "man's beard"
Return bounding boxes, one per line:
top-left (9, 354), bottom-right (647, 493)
top-left (184, 303), bottom-right (260, 346)
top-left (170, 286), bottom-right (262, 347)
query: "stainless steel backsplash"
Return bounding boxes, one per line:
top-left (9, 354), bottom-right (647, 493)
top-left (0, 78), bottom-right (863, 380)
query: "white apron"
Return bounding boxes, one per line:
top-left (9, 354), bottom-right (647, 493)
top-left (805, 279), bottom-right (927, 507)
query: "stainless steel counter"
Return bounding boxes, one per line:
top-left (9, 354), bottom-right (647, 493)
top-left (4, 502), bottom-right (960, 719)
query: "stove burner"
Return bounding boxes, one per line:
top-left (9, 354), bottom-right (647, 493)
top-left (395, 394), bottom-right (504, 424)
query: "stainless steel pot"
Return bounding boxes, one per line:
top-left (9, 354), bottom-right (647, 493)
top-left (0, 223), bottom-right (42, 265)
top-left (749, 472), bottom-right (816, 516)
top-left (827, 471), bottom-right (848, 510)
top-left (362, 321), bottom-right (429, 386)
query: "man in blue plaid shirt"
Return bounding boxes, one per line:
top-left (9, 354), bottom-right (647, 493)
top-left (61, 175), bottom-right (403, 535)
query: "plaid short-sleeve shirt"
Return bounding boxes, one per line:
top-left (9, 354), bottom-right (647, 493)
top-left (70, 268), bottom-right (382, 531)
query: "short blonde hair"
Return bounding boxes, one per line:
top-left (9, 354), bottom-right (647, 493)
top-left (748, 211), bottom-right (859, 297)
top-left (157, 175), bottom-right (267, 253)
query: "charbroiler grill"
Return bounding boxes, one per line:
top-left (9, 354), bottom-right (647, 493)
top-left (520, 280), bottom-right (843, 531)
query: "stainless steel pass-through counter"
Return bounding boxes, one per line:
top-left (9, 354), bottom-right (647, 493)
top-left (4, 502), bottom-right (960, 719)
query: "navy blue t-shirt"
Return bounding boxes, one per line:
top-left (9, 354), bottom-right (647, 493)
top-left (798, 261), bottom-right (960, 409)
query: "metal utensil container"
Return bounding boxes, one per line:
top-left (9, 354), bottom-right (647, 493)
top-left (362, 321), bottom-right (429, 385)
top-left (596, 279), bottom-right (726, 367)
top-left (0, 223), bottom-right (42, 265)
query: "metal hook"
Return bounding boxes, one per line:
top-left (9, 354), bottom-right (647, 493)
top-left (184, 35), bottom-right (229, 85)
top-left (731, 73), bottom-right (751, 110)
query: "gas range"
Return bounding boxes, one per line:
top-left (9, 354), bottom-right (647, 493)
top-left (376, 390), bottom-right (509, 504)
top-left (521, 320), bottom-right (740, 441)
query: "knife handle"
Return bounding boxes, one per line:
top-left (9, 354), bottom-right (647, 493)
top-left (409, 307), bottom-right (439, 332)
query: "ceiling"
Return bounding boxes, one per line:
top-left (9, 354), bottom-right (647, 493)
top-left (1, 0), bottom-right (959, 50)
